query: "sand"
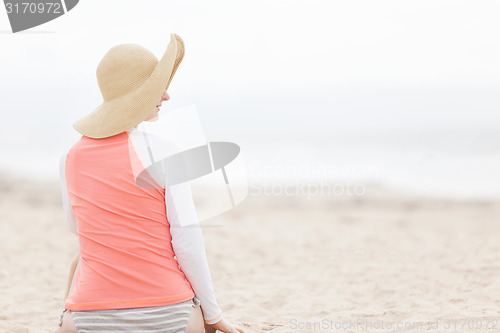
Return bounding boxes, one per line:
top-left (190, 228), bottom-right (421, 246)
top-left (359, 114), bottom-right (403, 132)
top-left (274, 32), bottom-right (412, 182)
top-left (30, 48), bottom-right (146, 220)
top-left (0, 173), bottom-right (499, 333)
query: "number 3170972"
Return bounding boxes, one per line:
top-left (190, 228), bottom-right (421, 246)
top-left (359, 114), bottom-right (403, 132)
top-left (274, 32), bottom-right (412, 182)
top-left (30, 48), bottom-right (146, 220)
top-left (5, 2), bottom-right (62, 14)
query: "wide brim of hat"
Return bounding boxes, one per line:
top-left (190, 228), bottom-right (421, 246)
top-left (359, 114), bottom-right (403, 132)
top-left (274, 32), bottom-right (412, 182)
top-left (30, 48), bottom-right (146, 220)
top-left (72, 33), bottom-right (185, 139)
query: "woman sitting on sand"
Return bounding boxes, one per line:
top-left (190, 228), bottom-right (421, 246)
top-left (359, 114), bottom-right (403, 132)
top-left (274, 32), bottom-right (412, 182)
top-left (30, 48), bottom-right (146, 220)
top-left (56, 33), bottom-right (244, 333)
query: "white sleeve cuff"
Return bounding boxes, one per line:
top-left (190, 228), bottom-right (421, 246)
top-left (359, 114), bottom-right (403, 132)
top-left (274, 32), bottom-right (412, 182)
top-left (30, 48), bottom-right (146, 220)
top-left (166, 182), bottom-right (223, 323)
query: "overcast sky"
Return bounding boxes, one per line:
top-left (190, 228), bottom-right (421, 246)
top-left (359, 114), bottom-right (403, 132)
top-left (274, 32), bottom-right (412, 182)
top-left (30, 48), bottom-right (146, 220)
top-left (2, 0), bottom-right (500, 137)
top-left (2, 0), bottom-right (500, 87)
top-left (1, 1), bottom-right (500, 131)
top-left (1, 1), bottom-right (500, 196)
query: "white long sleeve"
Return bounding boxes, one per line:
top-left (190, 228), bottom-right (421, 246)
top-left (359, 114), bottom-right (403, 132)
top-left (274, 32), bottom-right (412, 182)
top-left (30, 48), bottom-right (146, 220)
top-left (166, 182), bottom-right (224, 324)
top-left (59, 150), bottom-right (78, 236)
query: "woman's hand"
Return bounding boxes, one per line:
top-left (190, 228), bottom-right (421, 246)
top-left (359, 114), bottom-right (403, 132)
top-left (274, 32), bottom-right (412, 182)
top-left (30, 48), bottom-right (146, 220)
top-left (204, 318), bottom-right (245, 333)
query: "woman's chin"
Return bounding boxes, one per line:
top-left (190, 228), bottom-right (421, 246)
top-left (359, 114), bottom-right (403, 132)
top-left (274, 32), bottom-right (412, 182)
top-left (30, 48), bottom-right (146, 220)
top-left (145, 115), bottom-right (159, 122)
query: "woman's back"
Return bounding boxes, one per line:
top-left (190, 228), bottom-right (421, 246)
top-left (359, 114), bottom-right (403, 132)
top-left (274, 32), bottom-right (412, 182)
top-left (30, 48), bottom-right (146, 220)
top-left (63, 130), bottom-right (195, 311)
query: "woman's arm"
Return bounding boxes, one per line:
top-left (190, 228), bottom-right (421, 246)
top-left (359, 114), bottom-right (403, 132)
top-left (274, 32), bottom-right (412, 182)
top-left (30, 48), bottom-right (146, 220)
top-left (59, 150), bottom-right (78, 235)
top-left (63, 252), bottom-right (80, 303)
top-left (166, 182), bottom-right (224, 325)
top-left (59, 150), bottom-right (80, 305)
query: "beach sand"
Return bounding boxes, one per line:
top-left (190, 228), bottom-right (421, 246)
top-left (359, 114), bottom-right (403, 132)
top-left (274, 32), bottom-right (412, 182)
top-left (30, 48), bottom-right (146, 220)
top-left (0, 174), bottom-right (499, 332)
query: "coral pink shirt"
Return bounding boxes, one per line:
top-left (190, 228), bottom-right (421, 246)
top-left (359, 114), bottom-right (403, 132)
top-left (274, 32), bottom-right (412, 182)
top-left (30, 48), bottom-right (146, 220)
top-left (63, 130), bottom-right (195, 311)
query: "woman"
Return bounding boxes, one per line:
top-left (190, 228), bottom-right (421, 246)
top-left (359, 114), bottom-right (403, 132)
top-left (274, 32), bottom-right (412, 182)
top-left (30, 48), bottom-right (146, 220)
top-left (56, 33), bottom-right (244, 333)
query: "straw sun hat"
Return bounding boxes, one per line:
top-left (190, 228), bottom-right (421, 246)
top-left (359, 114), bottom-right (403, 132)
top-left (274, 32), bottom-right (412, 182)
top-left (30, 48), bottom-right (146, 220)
top-left (73, 33), bottom-right (185, 139)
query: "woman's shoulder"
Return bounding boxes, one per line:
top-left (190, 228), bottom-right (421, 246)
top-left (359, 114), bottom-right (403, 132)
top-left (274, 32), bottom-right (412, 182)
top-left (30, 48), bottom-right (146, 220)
top-left (128, 127), bottom-right (181, 156)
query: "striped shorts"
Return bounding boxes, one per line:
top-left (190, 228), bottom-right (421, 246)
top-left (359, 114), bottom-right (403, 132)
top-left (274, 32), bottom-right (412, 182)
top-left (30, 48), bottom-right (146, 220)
top-left (68, 297), bottom-right (200, 333)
